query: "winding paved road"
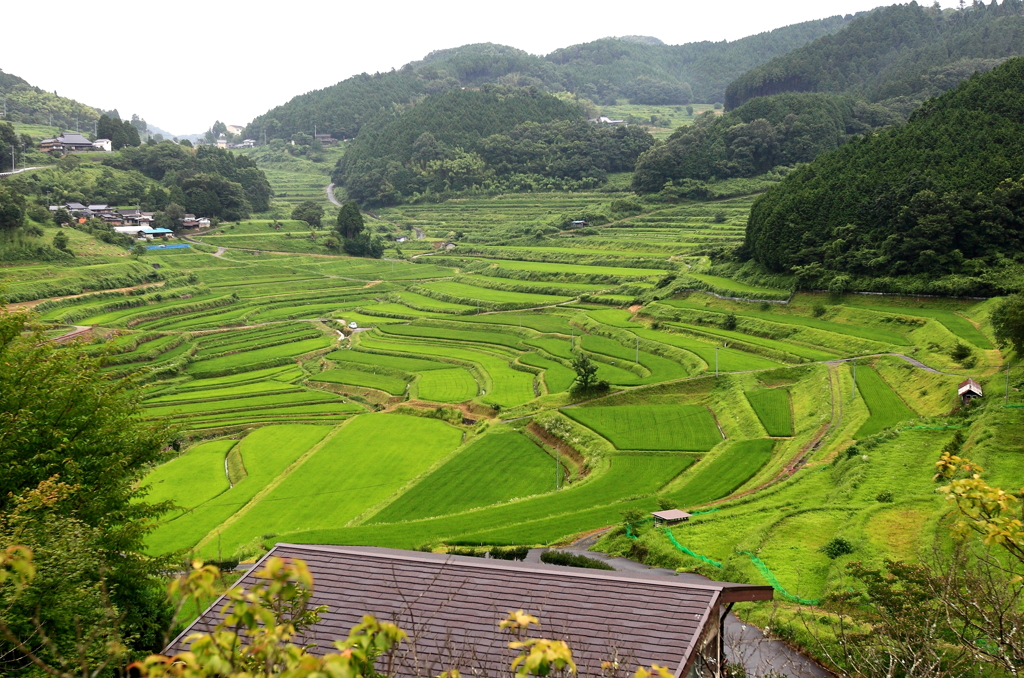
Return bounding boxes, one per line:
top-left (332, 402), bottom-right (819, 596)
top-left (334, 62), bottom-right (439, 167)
top-left (326, 183), bottom-right (341, 207)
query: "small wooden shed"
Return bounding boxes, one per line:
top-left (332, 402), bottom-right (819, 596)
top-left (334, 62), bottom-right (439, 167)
top-left (958, 378), bottom-right (983, 406)
top-left (652, 509), bottom-right (692, 526)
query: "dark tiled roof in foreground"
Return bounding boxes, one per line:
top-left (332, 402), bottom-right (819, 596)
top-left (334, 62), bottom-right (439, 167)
top-left (168, 544), bottom-right (772, 677)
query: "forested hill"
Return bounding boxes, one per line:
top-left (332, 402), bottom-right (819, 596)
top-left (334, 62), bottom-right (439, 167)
top-left (725, 0), bottom-right (1024, 110)
top-left (243, 14), bottom-right (853, 141)
top-left (630, 92), bottom-right (902, 192)
top-left (0, 68), bottom-right (102, 130)
top-left (743, 57), bottom-right (1024, 295)
top-left (335, 86), bottom-right (654, 206)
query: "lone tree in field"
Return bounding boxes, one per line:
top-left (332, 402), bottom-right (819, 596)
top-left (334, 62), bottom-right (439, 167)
top-left (335, 200), bottom-right (364, 239)
top-left (334, 200), bottom-right (383, 258)
top-left (569, 352), bottom-right (609, 396)
top-left (292, 200), bottom-right (324, 229)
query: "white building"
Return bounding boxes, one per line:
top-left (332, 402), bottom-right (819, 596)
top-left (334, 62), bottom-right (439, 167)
top-left (92, 139), bottom-right (112, 152)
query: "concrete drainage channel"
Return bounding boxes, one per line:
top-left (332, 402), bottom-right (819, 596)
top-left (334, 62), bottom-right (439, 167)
top-left (525, 540), bottom-right (833, 678)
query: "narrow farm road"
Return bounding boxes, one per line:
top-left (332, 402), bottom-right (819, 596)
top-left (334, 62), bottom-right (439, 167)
top-left (0, 166), bottom-right (42, 177)
top-left (213, 246), bottom-right (227, 258)
top-left (413, 227), bottom-right (425, 239)
top-left (326, 183), bottom-right (342, 207)
top-left (50, 325), bottom-right (92, 343)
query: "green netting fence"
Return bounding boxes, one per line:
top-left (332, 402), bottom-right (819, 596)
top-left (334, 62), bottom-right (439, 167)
top-left (661, 529), bottom-right (723, 568)
top-left (740, 551), bottom-right (820, 605)
top-left (624, 517), bottom-right (653, 540)
top-left (628, 516), bottom-right (822, 606)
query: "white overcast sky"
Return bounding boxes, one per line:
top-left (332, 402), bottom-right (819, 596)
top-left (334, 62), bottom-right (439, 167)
top-left (2, 0), bottom-right (955, 136)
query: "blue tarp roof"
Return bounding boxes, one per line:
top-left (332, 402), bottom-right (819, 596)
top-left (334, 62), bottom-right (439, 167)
top-left (144, 228), bottom-right (174, 234)
top-left (146, 244), bottom-right (191, 250)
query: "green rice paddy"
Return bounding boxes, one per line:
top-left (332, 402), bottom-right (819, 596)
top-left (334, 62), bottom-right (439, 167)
top-left (564, 404), bottom-right (723, 451)
top-left (853, 366), bottom-right (918, 437)
top-left (745, 389), bottom-right (794, 437)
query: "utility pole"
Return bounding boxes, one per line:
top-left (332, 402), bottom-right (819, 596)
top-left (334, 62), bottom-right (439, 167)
top-left (1006, 365), bottom-right (1011, 405)
top-left (852, 359), bottom-right (857, 399)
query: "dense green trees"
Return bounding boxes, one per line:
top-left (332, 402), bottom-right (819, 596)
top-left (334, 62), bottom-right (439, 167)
top-left (243, 16), bottom-right (852, 142)
top-left (991, 294), bottom-right (1024, 354)
top-left (631, 93), bottom-right (901, 192)
top-left (333, 200), bottom-right (382, 257)
top-left (337, 86), bottom-right (653, 205)
top-left (743, 58), bottom-right (1024, 290)
top-left (725, 0), bottom-right (1024, 110)
top-left (0, 185), bottom-right (26, 234)
top-left (0, 68), bottom-right (99, 131)
top-left (97, 113), bottom-right (143, 150)
top-left (335, 201), bottom-right (363, 239)
top-left (0, 306), bottom-right (175, 671)
top-left (105, 142), bottom-right (272, 218)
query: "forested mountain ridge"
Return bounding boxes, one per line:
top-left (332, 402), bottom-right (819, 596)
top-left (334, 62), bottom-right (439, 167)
top-left (335, 86), bottom-right (654, 206)
top-left (0, 68), bottom-right (102, 131)
top-left (725, 0), bottom-right (1024, 110)
top-left (243, 14), bottom-right (854, 141)
top-left (743, 57), bottom-right (1024, 295)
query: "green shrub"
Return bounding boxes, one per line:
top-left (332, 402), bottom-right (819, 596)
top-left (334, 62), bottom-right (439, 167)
top-left (876, 490), bottom-right (894, 503)
top-left (540, 550), bottom-right (614, 570)
top-left (489, 545), bottom-right (529, 561)
top-left (820, 536), bottom-right (854, 559)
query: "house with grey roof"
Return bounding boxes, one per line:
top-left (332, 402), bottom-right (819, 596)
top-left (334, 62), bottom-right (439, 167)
top-left (168, 544), bottom-right (773, 678)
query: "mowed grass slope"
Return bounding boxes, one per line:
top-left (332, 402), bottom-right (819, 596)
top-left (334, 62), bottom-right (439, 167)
top-left (146, 425), bottom-right (333, 554)
top-left (371, 432), bottom-right (557, 522)
top-left (206, 414), bottom-right (463, 554)
top-left (564, 404), bottom-right (723, 451)
top-left (745, 389), bottom-right (794, 436)
top-left (854, 367), bottom-right (918, 438)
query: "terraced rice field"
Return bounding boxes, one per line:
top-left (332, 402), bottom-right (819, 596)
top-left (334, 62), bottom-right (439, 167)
top-left (267, 454), bottom-right (693, 550)
top-left (33, 183), bottom-right (1002, 582)
top-left (668, 439), bottom-right (776, 507)
top-left (371, 432), bottom-right (557, 522)
top-left (416, 368), bottom-right (479, 402)
top-left (745, 389), bottom-right (794, 436)
top-left (564, 404), bottom-right (723, 451)
top-left (417, 281), bottom-right (572, 307)
top-left (209, 414), bottom-right (463, 549)
top-left (844, 301), bottom-right (994, 348)
top-left (144, 425), bottom-right (333, 554)
top-left (314, 368), bottom-right (409, 395)
top-left (854, 366), bottom-right (918, 437)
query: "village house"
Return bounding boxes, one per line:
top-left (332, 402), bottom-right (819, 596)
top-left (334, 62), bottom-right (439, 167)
top-left (38, 133), bottom-right (105, 154)
top-left (170, 544), bottom-right (773, 678)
